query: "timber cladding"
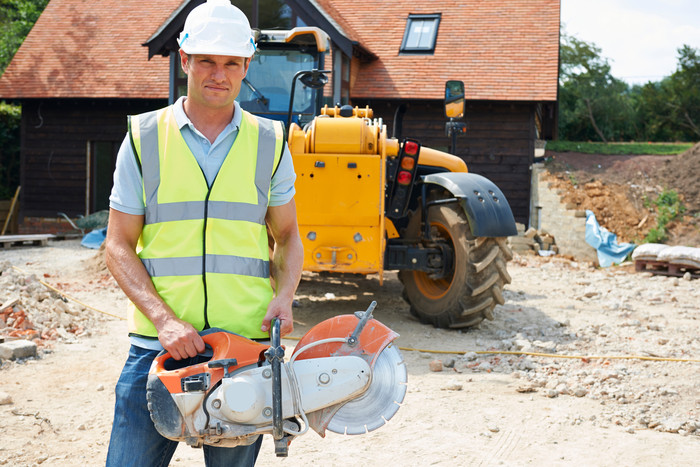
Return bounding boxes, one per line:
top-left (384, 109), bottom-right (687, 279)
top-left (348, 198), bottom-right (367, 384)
top-left (353, 99), bottom-right (536, 226)
top-left (19, 99), bottom-right (166, 219)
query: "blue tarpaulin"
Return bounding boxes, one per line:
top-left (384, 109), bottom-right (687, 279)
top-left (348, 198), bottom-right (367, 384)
top-left (81, 227), bottom-right (107, 249)
top-left (585, 210), bottom-right (635, 267)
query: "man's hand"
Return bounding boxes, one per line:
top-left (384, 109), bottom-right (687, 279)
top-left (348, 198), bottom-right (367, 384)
top-left (261, 295), bottom-right (294, 336)
top-left (156, 316), bottom-right (206, 360)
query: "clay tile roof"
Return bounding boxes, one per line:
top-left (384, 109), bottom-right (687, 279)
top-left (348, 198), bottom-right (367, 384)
top-left (313, 0), bottom-right (560, 101)
top-left (0, 0), bottom-right (181, 99)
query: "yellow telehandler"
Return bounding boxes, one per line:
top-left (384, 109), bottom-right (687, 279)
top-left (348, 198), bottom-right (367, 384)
top-left (239, 27), bottom-right (517, 328)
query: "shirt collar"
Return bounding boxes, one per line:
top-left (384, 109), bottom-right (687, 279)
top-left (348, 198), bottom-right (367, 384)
top-left (172, 96), bottom-right (243, 132)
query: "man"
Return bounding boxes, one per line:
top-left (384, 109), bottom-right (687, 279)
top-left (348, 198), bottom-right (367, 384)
top-left (104, 1), bottom-right (303, 465)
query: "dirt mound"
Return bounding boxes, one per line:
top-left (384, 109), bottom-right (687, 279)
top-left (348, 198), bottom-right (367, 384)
top-left (545, 147), bottom-right (700, 247)
top-left (83, 243), bottom-right (109, 276)
top-left (543, 175), bottom-right (651, 243)
top-left (657, 142), bottom-right (700, 213)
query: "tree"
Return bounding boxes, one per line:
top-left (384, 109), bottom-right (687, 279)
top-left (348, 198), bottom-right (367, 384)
top-left (0, 0), bottom-right (49, 74)
top-left (630, 45), bottom-right (700, 142)
top-left (558, 31), bottom-right (635, 142)
top-left (666, 45), bottom-right (700, 139)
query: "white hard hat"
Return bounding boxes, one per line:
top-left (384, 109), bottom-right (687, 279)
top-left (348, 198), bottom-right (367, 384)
top-left (178, 0), bottom-right (256, 57)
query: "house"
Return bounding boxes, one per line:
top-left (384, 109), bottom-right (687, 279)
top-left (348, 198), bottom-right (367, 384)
top-left (0, 0), bottom-right (559, 228)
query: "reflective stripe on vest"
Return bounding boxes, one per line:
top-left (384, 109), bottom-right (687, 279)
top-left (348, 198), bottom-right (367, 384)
top-left (126, 106), bottom-right (283, 338)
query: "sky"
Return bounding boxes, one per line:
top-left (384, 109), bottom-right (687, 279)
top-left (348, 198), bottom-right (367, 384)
top-left (560, 0), bottom-right (700, 85)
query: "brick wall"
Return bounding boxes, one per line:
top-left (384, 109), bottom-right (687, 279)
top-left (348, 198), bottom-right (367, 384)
top-left (18, 217), bottom-right (78, 235)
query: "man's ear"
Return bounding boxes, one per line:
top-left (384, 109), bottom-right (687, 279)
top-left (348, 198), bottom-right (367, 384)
top-left (179, 49), bottom-right (189, 74)
top-left (243, 57), bottom-right (251, 76)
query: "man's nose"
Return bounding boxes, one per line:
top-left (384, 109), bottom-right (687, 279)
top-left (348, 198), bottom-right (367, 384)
top-left (211, 64), bottom-right (226, 81)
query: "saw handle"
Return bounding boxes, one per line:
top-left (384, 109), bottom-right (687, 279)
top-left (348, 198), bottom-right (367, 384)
top-left (264, 318), bottom-right (288, 456)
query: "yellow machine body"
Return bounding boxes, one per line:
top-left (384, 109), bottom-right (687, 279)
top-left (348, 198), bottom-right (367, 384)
top-left (288, 105), bottom-right (465, 276)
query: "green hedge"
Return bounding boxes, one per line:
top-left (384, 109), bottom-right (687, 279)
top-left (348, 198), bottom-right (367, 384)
top-left (0, 101), bottom-right (21, 199)
top-left (545, 141), bottom-right (694, 156)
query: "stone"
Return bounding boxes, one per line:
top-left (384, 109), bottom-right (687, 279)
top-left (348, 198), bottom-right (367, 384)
top-left (442, 358), bottom-right (455, 368)
top-left (0, 339), bottom-right (37, 360)
top-left (442, 380), bottom-right (463, 391)
top-left (517, 357), bottom-right (536, 371)
top-left (487, 425), bottom-right (500, 433)
top-left (0, 392), bottom-right (12, 405)
top-left (429, 360), bottom-right (443, 372)
top-left (682, 272), bottom-right (692, 281)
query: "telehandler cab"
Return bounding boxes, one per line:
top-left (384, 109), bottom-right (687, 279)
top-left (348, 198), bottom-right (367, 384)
top-left (239, 27), bottom-right (517, 329)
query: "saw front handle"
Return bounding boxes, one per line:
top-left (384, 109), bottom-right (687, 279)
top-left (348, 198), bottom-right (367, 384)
top-left (264, 318), bottom-right (289, 457)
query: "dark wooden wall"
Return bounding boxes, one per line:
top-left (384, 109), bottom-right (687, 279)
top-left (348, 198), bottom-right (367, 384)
top-left (352, 98), bottom-right (535, 226)
top-left (20, 99), bottom-right (166, 218)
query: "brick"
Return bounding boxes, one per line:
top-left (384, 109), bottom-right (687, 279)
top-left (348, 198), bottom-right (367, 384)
top-left (0, 340), bottom-right (37, 360)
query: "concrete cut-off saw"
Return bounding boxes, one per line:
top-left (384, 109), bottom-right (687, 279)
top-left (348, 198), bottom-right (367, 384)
top-left (146, 301), bottom-right (407, 456)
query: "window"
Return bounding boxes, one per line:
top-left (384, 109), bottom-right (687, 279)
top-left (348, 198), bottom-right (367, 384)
top-left (400, 14), bottom-right (441, 54)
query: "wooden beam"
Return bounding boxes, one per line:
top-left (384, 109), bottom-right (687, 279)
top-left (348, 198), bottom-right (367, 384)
top-left (1, 186), bottom-right (21, 236)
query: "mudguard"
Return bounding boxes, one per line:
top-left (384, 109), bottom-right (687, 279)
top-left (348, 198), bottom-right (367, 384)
top-left (422, 172), bottom-right (518, 237)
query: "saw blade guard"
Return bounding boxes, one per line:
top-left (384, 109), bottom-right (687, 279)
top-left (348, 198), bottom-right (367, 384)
top-left (290, 305), bottom-right (407, 436)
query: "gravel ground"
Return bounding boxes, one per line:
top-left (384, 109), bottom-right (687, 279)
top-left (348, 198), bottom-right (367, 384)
top-left (0, 240), bottom-right (698, 466)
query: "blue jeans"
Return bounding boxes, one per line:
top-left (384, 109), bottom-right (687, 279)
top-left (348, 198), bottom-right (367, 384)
top-left (106, 345), bottom-right (263, 466)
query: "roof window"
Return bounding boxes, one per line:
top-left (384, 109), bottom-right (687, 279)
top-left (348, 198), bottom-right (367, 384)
top-left (400, 14), bottom-right (441, 54)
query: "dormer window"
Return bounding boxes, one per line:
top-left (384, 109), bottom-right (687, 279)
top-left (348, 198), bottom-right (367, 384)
top-left (400, 14), bottom-right (441, 54)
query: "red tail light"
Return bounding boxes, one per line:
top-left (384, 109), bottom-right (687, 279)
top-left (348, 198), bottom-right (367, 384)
top-left (403, 141), bottom-right (418, 156)
top-left (397, 170), bottom-right (412, 185)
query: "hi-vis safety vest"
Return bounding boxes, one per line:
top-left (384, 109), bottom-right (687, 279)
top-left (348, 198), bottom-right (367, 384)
top-left (127, 106), bottom-right (284, 339)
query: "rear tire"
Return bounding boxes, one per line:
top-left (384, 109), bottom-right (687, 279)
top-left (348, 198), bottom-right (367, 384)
top-left (398, 203), bottom-right (512, 329)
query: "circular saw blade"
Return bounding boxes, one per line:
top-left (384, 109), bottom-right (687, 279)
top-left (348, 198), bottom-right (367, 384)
top-left (327, 343), bottom-right (407, 435)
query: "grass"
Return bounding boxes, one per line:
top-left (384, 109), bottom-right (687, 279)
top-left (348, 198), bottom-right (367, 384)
top-left (545, 141), bottom-right (694, 156)
top-left (643, 189), bottom-right (686, 243)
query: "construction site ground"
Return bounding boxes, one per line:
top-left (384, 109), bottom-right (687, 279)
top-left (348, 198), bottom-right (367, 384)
top-left (1, 146), bottom-right (699, 466)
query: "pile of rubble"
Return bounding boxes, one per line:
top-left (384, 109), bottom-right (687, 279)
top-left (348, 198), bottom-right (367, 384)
top-left (425, 257), bottom-right (699, 437)
top-left (508, 223), bottom-right (559, 256)
top-left (0, 260), bottom-right (105, 358)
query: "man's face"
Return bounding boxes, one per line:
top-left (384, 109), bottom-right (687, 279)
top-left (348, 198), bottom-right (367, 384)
top-left (180, 50), bottom-right (250, 110)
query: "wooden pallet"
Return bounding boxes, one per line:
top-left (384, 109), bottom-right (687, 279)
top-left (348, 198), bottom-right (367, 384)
top-left (634, 259), bottom-right (700, 278)
top-left (0, 234), bottom-right (54, 249)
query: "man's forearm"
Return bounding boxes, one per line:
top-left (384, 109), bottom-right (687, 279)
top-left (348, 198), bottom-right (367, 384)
top-left (104, 237), bottom-right (175, 329)
top-left (270, 234), bottom-right (304, 303)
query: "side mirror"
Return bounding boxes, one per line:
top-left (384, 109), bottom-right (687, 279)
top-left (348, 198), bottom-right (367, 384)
top-left (445, 80), bottom-right (465, 119)
top-left (299, 70), bottom-right (329, 89)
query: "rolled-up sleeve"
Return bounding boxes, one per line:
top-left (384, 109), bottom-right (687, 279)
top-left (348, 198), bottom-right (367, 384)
top-left (109, 134), bottom-right (146, 216)
top-left (269, 145), bottom-right (296, 207)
